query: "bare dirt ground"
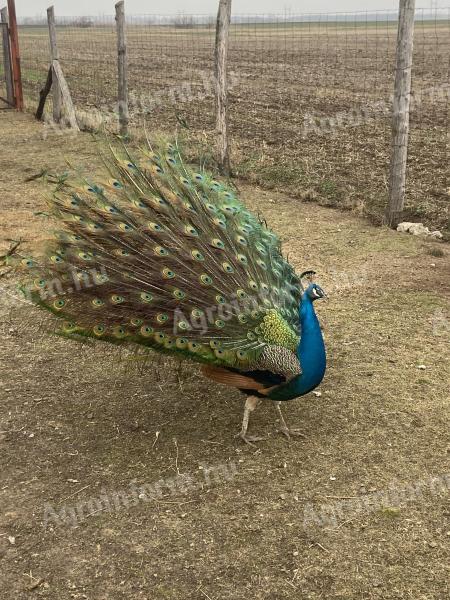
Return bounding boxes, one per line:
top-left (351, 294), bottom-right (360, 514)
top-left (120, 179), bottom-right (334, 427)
top-left (0, 112), bottom-right (449, 600)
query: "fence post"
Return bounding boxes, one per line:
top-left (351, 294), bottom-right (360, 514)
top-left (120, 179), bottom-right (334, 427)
top-left (115, 0), bottom-right (129, 137)
top-left (1, 6), bottom-right (14, 106)
top-left (386, 0), bottom-right (416, 228)
top-left (6, 0), bottom-right (23, 110)
top-left (214, 0), bottom-right (232, 175)
top-left (47, 6), bottom-right (62, 122)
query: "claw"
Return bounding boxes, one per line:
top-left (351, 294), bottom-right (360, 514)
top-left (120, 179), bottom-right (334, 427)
top-left (278, 427), bottom-right (306, 440)
top-left (235, 432), bottom-right (266, 447)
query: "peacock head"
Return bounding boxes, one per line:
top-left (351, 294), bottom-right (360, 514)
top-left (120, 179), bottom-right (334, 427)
top-left (304, 283), bottom-right (326, 302)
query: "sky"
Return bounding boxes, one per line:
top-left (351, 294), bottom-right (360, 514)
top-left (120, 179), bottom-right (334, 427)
top-left (14, 1), bottom-right (449, 18)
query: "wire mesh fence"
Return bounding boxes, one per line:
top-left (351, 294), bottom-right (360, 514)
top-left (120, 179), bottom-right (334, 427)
top-left (15, 8), bottom-right (450, 233)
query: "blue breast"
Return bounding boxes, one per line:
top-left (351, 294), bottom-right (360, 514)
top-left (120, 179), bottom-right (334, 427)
top-left (267, 295), bottom-right (326, 402)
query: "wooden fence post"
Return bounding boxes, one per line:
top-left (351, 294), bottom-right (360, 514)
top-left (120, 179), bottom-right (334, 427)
top-left (115, 0), bottom-right (129, 137)
top-left (6, 0), bottom-right (23, 110)
top-left (1, 7), bottom-right (14, 106)
top-left (214, 0), bottom-right (232, 176)
top-left (47, 6), bottom-right (62, 122)
top-left (386, 0), bottom-right (416, 228)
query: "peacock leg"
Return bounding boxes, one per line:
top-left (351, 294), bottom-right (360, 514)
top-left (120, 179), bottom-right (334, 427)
top-left (274, 402), bottom-right (306, 440)
top-left (235, 396), bottom-right (265, 446)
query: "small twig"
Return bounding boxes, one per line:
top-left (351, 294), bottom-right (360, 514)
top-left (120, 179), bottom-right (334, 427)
top-left (173, 438), bottom-right (181, 475)
top-left (322, 495), bottom-right (359, 500)
top-left (27, 578), bottom-right (44, 591)
top-left (58, 485), bottom-right (91, 505)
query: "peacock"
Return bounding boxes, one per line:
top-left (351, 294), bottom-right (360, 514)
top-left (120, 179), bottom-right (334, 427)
top-left (19, 139), bottom-right (326, 445)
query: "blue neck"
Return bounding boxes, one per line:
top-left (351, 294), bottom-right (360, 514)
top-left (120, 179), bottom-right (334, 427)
top-left (267, 294), bottom-right (326, 401)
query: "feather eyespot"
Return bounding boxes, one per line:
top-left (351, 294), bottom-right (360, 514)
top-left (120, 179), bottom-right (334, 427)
top-left (115, 249), bottom-right (130, 257)
top-left (140, 325), bottom-right (154, 337)
top-left (119, 223), bottom-right (133, 232)
top-left (236, 289), bottom-right (248, 300)
top-left (191, 308), bottom-right (204, 319)
top-left (140, 292), bottom-right (153, 303)
top-left (177, 321), bottom-right (190, 331)
top-left (154, 332), bottom-right (166, 343)
top-left (248, 280), bottom-right (258, 291)
top-left (214, 349), bottom-right (225, 358)
top-left (236, 235), bottom-right (247, 246)
top-left (92, 298), bottom-right (104, 308)
top-left (50, 255), bottom-right (63, 264)
top-left (215, 319), bottom-right (225, 329)
top-left (176, 337), bottom-right (188, 348)
top-left (156, 313), bottom-right (169, 324)
top-left (210, 340), bottom-right (222, 349)
top-left (34, 278), bottom-right (46, 289)
top-left (191, 250), bottom-right (204, 262)
top-left (236, 350), bottom-right (248, 360)
top-left (256, 244), bottom-right (267, 255)
top-left (154, 246), bottom-right (169, 257)
top-left (238, 314), bottom-right (248, 324)
top-left (111, 295), bottom-right (125, 305)
top-left (112, 180), bottom-right (122, 188)
top-left (188, 341), bottom-right (200, 352)
top-left (113, 326), bottom-right (126, 338)
top-left (162, 268), bottom-right (175, 279)
top-left (173, 289), bottom-right (186, 300)
top-left (205, 203), bottom-right (216, 213)
top-left (180, 177), bottom-right (190, 185)
top-left (194, 173), bottom-right (204, 181)
top-left (148, 222), bottom-right (163, 232)
top-left (216, 295), bottom-right (226, 305)
top-left (130, 318), bottom-right (143, 327)
top-left (22, 259), bottom-right (35, 268)
top-left (106, 206), bottom-right (118, 214)
top-left (251, 310), bottom-right (260, 319)
top-left (247, 332), bottom-right (257, 341)
top-left (222, 262), bottom-right (234, 273)
top-left (166, 156), bottom-right (176, 165)
top-left (211, 238), bottom-right (225, 250)
top-left (214, 218), bottom-right (227, 229)
top-left (184, 225), bottom-right (198, 237)
top-left (210, 181), bottom-right (221, 190)
top-left (200, 274), bottom-right (213, 286)
top-left (93, 324), bottom-right (106, 336)
top-left (236, 254), bottom-right (248, 265)
top-left (256, 259), bottom-right (267, 270)
top-left (53, 299), bottom-right (66, 310)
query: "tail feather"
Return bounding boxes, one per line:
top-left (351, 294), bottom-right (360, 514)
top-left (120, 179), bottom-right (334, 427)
top-left (20, 139), bottom-right (302, 370)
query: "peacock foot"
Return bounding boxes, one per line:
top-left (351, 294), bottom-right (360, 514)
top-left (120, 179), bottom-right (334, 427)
top-left (235, 431), bottom-right (266, 447)
top-left (274, 402), bottom-right (306, 441)
top-left (277, 426), bottom-right (306, 440)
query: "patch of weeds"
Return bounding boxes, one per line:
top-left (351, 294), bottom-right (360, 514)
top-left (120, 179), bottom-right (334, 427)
top-left (428, 248), bottom-right (445, 258)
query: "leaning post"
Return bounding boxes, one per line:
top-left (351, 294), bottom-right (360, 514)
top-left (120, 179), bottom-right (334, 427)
top-left (47, 5), bottom-right (62, 122)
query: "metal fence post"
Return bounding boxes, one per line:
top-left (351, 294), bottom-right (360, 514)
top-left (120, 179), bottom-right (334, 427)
top-left (386, 0), bottom-right (416, 228)
top-left (115, 0), bottom-right (129, 137)
top-left (214, 0), bottom-right (232, 175)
